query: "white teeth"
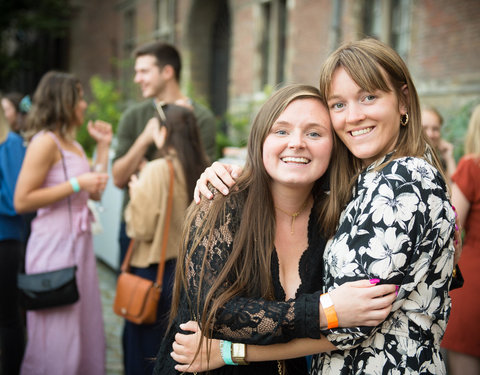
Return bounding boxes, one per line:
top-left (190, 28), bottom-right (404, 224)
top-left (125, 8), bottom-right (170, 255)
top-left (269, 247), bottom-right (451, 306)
top-left (282, 157), bottom-right (309, 164)
top-left (351, 127), bottom-right (372, 136)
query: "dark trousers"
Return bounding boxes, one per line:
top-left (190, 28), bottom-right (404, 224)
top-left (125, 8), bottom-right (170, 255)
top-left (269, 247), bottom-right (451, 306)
top-left (118, 221), bottom-right (130, 271)
top-left (122, 259), bottom-right (176, 375)
top-left (0, 239), bottom-right (25, 375)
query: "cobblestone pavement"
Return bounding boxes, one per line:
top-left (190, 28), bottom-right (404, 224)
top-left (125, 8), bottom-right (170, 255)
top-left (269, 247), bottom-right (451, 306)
top-left (97, 259), bottom-right (124, 375)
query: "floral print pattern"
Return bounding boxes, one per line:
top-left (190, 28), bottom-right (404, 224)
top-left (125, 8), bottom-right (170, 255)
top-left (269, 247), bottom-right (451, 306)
top-left (311, 155), bottom-right (455, 375)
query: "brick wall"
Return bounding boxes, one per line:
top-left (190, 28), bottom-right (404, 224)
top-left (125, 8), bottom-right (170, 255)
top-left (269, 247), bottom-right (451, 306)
top-left (69, 0), bottom-right (120, 94)
top-left (409, 0), bottom-right (480, 107)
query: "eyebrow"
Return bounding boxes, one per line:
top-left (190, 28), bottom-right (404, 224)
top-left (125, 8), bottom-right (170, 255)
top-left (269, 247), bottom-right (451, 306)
top-left (273, 120), bottom-right (330, 129)
top-left (328, 88), bottom-right (372, 101)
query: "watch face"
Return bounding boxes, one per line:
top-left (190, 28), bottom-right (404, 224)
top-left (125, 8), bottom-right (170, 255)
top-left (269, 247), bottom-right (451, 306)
top-left (232, 343), bottom-right (246, 358)
top-left (320, 294), bottom-right (333, 308)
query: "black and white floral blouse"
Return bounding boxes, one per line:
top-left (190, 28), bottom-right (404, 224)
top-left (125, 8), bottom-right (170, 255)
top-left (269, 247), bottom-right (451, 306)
top-left (311, 155), bottom-right (456, 375)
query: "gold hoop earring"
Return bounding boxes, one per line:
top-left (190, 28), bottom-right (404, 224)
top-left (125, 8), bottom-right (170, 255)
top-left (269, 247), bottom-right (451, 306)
top-left (400, 113), bottom-right (409, 126)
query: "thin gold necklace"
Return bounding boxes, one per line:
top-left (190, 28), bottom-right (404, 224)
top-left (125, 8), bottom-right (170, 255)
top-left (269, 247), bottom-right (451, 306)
top-left (275, 197), bottom-right (310, 235)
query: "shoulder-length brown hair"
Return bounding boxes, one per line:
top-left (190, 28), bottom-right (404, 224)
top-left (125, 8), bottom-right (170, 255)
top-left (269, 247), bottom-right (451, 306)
top-left (319, 38), bottom-right (445, 207)
top-left (170, 84), bottom-right (336, 342)
top-left (24, 71), bottom-right (82, 141)
top-left (154, 104), bottom-right (210, 200)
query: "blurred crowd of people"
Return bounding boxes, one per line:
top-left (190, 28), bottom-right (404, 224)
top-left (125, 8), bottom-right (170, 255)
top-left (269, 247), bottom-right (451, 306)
top-left (0, 39), bottom-right (478, 375)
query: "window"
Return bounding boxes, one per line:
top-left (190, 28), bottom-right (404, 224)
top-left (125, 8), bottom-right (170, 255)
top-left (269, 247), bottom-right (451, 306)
top-left (259, 0), bottom-right (287, 89)
top-left (361, 0), bottom-right (410, 58)
top-left (154, 0), bottom-right (175, 42)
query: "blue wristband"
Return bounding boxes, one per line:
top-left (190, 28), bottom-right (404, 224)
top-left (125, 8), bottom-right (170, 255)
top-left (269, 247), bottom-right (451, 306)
top-left (69, 177), bottom-right (81, 193)
top-left (220, 340), bottom-right (237, 366)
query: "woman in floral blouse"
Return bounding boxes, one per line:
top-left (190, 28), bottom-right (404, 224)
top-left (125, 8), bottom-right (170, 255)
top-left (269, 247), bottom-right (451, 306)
top-left (174, 39), bottom-right (456, 374)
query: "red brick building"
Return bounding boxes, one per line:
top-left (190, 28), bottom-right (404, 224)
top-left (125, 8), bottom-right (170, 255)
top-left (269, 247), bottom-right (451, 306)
top-left (68, 0), bottom-right (480, 127)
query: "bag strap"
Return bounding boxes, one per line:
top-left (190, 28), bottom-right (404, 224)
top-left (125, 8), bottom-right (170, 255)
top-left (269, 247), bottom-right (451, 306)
top-left (48, 131), bottom-right (75, 247)
top-left (121, 159), bottom-right (175, 290)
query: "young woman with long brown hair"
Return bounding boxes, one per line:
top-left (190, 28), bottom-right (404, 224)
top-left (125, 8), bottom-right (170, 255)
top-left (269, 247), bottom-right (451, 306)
top-left (123, 104), bottom-right (210, 375)
top-left (14, 71), bottom-right (111, 375)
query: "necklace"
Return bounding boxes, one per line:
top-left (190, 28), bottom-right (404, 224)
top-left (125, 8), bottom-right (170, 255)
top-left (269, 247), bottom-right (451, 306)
top-left (275, 197), bottom-right (310, 235)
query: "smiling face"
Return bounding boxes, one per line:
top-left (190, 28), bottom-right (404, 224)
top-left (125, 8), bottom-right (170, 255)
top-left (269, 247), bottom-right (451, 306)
top-left (134, 55), bottom-right (167, 99)
top-left (327, 67), bottom-right (407, 166)
top-left (1, 98), bottom-right (17, 126)
top-left (421, 109), bottom-right (442, 148)
top-left (262, 98), bottom-right (333, 190)
top-left (74, 85), bottom-right (88, 126)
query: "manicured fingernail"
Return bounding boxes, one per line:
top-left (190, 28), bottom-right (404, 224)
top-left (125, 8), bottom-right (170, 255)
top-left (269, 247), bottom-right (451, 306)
top-left (452, 205), bottom-right (456, 211)
top-left (455, 224), bottom-right (459, 231)
top-left (232, 172), bottom-right (239, 178)
top-left (222, 189), bottom-right (229, 195)
top-left (455, 239), bottom-right (458, 245)
top-left (369, 278), bottom-right (380, 284)
top-left (395, 285), bottom-right (399, 296)
top-left (179, 323), bottom-right (185, 329)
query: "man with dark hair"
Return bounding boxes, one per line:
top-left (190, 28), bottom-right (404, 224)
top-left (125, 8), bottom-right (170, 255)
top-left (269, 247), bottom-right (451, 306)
top-left (113, 41), bottom-right (216, 258)
top-left (112, 42), bottom-right (216, 375)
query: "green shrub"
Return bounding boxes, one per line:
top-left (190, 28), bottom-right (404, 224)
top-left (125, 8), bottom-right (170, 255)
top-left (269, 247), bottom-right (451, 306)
top-left (215, 85), bottom-right (273, 158)
top-left (77, 76), bottom-right (123, 157)
top-left (443, 100), bottom-right (480, 161)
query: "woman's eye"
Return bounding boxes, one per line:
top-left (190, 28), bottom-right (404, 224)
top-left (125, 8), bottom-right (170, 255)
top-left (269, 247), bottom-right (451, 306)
top-left (331, 102), bottom-right (344, 110)
top-left (275, 129), bottom-right (287, 135)
top-left (364, 95), bottom-right (376, 102)
top-left (307, 132), bottom-right (321, 138)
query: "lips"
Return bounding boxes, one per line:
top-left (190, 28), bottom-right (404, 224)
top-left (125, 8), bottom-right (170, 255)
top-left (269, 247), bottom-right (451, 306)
top-left (351, 127), bottom-right (373, 137)
top-left (281, 156), bottom-right (310, 164)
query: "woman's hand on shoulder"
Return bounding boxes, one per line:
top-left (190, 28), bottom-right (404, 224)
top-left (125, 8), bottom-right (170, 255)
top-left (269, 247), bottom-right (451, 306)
top-left (193, 162), bottom-right (243, 203)
top-left (327, 280), bottom-right (397, 328)
top-left (171, 321), bottom-right (224, 373)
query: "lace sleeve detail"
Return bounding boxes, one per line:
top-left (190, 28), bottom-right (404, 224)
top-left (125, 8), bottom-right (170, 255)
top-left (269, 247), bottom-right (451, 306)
top-left (184, 195), bottom-right (321, 345)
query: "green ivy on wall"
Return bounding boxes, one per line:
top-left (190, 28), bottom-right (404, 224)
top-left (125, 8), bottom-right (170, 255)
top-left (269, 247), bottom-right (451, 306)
top-left (76, 76), bottom-right (123, 157)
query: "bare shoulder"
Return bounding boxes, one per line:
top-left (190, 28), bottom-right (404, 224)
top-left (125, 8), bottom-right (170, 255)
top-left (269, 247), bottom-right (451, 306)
top-left (25, 132), bottom-right (60, 166)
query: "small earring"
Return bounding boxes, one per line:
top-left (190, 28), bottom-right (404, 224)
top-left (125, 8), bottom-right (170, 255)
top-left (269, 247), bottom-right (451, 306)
top-left (400, 113), bottom-right (409, 126)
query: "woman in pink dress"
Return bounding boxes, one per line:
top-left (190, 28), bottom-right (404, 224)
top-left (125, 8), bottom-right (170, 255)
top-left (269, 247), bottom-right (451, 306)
top-left (14, 71), bottom-right (111, 375)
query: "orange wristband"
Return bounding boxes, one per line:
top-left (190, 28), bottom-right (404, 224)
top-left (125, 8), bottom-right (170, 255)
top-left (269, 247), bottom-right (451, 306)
top-left (320, 293), bottom-right (339, 329)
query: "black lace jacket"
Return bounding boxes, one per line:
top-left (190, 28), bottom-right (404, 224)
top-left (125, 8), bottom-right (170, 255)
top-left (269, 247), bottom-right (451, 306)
top-left (154, 193), bottom-right (327, 374)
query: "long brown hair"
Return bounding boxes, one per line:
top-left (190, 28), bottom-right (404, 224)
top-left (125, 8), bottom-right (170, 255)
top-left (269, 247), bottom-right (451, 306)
top-left (319, 38), bottom-right (446, 209)
top-left (464, 104), bottom-right (480, 156)
top-left (24, 71), bottom-right (82, 141)
top-left (153, 104), bottom-right (209, 200)
top-left (169, 84), bottom-right (335, 343)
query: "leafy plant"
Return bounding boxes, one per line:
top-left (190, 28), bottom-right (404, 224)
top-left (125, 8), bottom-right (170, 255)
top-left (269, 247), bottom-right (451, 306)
top-left (76, 76), bottom-right (123, 157)
top-left (216, 85), bottom-right (273, 158)
top-left (442, 100), bottom-right (480, 161)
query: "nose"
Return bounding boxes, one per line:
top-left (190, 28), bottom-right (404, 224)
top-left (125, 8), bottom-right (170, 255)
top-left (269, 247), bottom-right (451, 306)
top-left (134, 72), bottom-right (141, 83)
top-left (288, 131), bottom-right (306, 149)
top-left (346, 103), bottom-right (366, 124)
